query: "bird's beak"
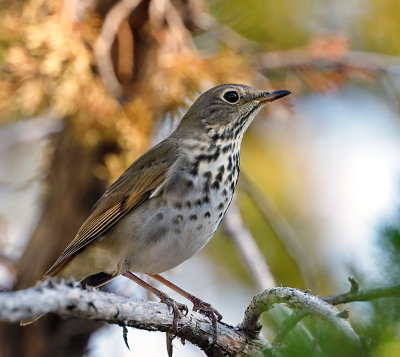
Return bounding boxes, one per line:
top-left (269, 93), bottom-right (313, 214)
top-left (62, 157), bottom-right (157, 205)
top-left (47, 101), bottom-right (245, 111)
top-left (256, 90), bottom-right (292, 103)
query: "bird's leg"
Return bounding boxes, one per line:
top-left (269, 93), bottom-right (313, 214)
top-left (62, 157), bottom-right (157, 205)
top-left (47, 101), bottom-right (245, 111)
top-left (149, 273), bottom-right (223, 337)
top-left (122, 271), bottom-right (187, 333)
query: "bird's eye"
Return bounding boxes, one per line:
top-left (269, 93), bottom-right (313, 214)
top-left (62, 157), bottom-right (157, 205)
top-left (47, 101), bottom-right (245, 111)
top-left (223, 91), bottom-right (239, 103)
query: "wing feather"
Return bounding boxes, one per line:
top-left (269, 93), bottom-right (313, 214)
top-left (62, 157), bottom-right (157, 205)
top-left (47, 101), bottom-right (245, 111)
top-left (44, 139), bottom-right (180, 277)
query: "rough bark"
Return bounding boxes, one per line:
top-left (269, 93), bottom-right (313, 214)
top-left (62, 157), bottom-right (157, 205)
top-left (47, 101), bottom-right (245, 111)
top-left (0, 281), bottom-right (268, 357)
top-left (3, 282), bottom-right (396, 356)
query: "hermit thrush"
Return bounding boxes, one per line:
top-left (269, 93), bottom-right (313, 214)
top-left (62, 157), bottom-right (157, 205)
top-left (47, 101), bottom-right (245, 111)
top-left (29, 84), bottom-right (290, 329)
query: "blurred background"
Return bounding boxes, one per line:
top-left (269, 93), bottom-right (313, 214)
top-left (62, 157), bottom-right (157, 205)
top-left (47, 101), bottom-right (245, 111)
top-left (1, 0), bottom-right (400, 356)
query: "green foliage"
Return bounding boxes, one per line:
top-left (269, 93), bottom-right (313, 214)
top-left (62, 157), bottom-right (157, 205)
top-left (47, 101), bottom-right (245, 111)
top-left (210, 0), bottom-right (400, 55)
top-left (208, 0), bottom-right (314, 48)
top-left (380, 225), bottom-right (400, 278)
top-left (273, 317), bottom-right (363, 357)
top-left (359, 221), bottom-right (400, 354)
top-left (269, 219), bottom-right (400, 357)
top-left (355, 0), bottom-right (400, 55)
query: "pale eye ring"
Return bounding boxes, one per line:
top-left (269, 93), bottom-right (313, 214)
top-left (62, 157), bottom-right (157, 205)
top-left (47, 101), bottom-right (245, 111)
top-left (223, 91), bottom-right (239, 103)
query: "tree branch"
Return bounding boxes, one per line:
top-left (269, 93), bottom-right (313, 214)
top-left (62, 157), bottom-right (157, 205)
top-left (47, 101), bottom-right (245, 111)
top-left (240, 287), bottom-right (361, 347)
top-left (258, 48), bottom-right (400, 73)
top-left (94, 0), bottom-right (141, 99)
top-left (270, 283), bottom-right (400, 353)
top-left (322, 283), bottom-right (400, 305)
top-left (2, 281), bottom-right (400, 355)
top-left (0, 281), bottom-right (267, 357)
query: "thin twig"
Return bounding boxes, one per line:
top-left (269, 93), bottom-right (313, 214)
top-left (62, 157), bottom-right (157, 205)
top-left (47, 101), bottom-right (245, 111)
top-left (223, 198), bottom-right (276, 290)
top-left (323, 284), bottom-right (400, 305)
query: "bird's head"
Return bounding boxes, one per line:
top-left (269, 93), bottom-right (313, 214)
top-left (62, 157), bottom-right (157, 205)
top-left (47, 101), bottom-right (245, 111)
top-left (176, 84), bottom-right (291, 141)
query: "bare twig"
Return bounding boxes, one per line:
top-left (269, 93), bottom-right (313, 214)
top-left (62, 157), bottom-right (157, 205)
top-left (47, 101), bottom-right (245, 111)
top-left (240, 287), bottom-right (361, 347)
top-left (239, 172), bottom-right (318, 289)
top-left (223, 198), bottom-right (276, 290)
top-left (258, 48), bottom-right (400, 73)
top-left (323, 284), bottom-right (400, 305)
top-left (94, 0), bottom-right (141, 98)
top-left (347, 276), bottom-right (360, 293)
top-left (0, 281), bottom-right (267, 357)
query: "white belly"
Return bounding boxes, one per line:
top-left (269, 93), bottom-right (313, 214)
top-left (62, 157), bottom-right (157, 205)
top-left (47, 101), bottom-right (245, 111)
top-left (113, 149), bottom-right (240, 274)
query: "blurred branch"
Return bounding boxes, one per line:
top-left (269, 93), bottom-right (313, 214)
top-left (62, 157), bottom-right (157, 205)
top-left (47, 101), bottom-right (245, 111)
top-left (239, 171), bottom-right (318, 289)
top-left (240, 287), bottom-right (361, 348)
top-left (222, 196), bottom-right (316, 352)
top-left (94, 0), bottom-right (141, 98)
top-left (223, 198), bottom-right (276, 290)
top-left (258, 48), bottom-right (400, 73)
top-left (198, 20), bottom-right (400, 77)
top-left (0, 281), bottom-right (267, 357)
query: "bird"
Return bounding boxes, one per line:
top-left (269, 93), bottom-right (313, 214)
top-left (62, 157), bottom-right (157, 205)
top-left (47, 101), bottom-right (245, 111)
top-left (23, 84), bottom-right (291, 330)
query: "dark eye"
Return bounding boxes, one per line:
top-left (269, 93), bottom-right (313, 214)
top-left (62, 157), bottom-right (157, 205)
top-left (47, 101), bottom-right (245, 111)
top-left (223, 91), bottom-right (239, 103)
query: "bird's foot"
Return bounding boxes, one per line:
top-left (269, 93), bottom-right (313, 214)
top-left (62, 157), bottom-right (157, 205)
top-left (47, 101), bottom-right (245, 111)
top-left (192, 297), bottom-right (223, 342)
top-left (159, 294), bottom-right (188, 333)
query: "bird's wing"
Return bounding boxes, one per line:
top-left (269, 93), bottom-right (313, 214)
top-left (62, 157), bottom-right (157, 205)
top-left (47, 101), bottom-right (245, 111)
top-left (44, 139), bottom-right (181, 277)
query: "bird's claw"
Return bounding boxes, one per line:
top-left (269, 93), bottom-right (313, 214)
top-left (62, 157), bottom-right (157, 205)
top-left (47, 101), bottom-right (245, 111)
top-left (192, 298), bottom-right (222, 343)
top-left (160, 295), bottom-right (188, 334)
top-left (177, 301), bottom-right (189, 316)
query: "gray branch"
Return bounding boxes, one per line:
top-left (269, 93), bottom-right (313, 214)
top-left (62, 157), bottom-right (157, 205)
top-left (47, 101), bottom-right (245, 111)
top-left (2, 281), bottom-right (399, 355)
top-left (271, 282), bottom-right (400, 350)
top-left (240, 287), bottom-right (361, 347)
top-left (323, 284), bottom-right (400, 305)
top-left (0, 281), bottom-right (267, 357)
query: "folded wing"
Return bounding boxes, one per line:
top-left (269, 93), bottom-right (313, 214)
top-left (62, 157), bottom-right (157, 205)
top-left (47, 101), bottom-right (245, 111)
top-left (44, 139), bottom-right (180, 277)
